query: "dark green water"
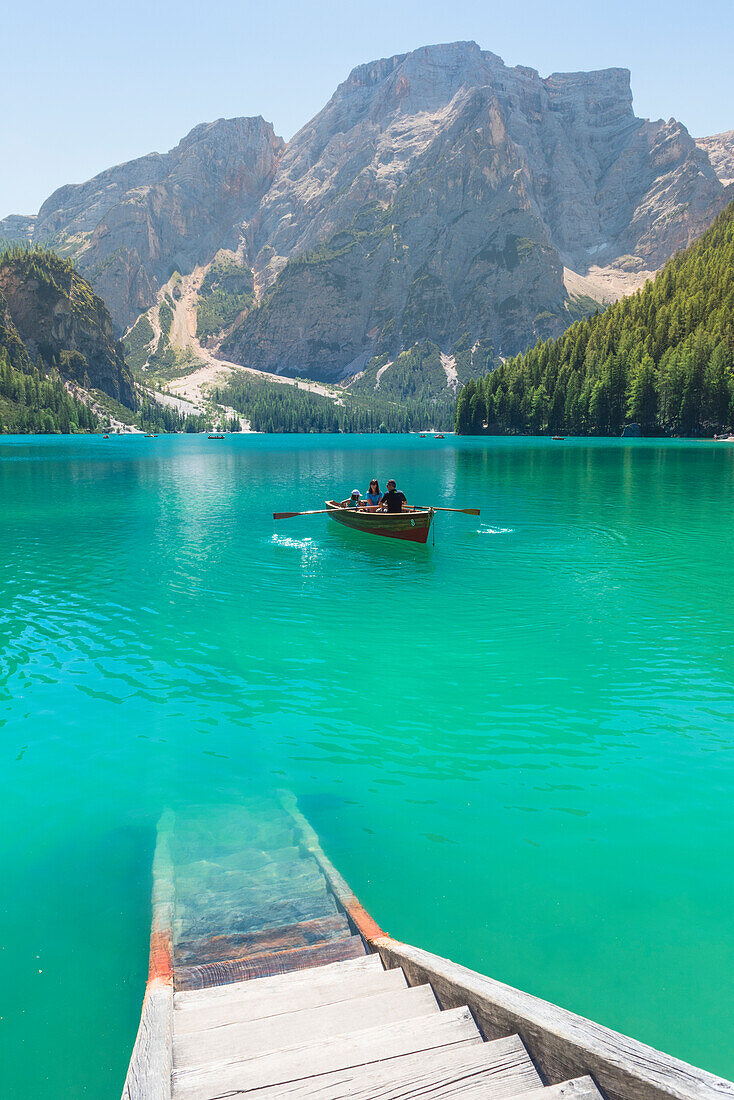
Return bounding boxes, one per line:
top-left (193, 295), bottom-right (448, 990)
top-left (1, 434), bottom-right (733, 1096)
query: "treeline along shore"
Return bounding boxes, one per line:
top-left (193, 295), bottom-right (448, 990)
top-left (455, 201), bottom-right (734, 438)
top-left (3, 199), bottom-right (734, 437)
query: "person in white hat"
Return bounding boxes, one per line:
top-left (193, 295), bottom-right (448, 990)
top-left (340, 489), bottom-right (362, 509)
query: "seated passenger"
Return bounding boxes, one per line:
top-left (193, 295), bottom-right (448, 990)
top-left (381, 479), bottom-right (407, 513)
top-left (340, 489), bottom-right (362, 509)
top-left (365, 479), bottom-right (382, 507)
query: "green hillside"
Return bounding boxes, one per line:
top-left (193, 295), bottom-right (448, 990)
top-left (0, 277), bottom-right (98, 433)
top-left (456, 201), bottom-right (734, 436)
top-left (0, 245), bottom-right (137, 433)
top-left (215, 373), bottom-right (455, 433)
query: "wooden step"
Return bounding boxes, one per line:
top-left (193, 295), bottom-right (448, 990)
top-left (174, 935), bottom-right (366, 990)
top-left (171, 1004), bottom-right (482, 1099)
top-left (173, 913), bottom-right (353, 968)
top-left (174, 825), bottom-right (295, 859)
top-left (174, 856), bottom-right (324, 894)
top-left (173, 889), bottom-right (339, 943)
top-left (175, 953), bottom-right (385, 1010)
top-left (173, 983), bottom-right (440, 1072)
top-left (174, 957), bottom-right (405, 1035)
top-left (174, 813), bottom-right (292, 840)
top-left (243, 1033), bottom-right (542, 1100)
top-left (178, 845), bottom-right (303, 873)
top-left (174, 878), bottom-right (331, 921)
top-left (520, 1079), bottom-right (603, 1100)
top-left (173, 862), bottom-right (328, 907)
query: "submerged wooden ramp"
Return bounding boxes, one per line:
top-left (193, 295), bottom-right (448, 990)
top-left (124, 797), bottom-right (734, 1100)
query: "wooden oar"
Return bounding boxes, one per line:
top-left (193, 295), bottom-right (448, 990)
top-left (420, 506), bottom-right (481, 516)
top-left (273, 508), bottom-right (333, 520)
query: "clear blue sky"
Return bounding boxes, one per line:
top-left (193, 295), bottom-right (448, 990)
top-left (2, 0), bottom-right (732, 217)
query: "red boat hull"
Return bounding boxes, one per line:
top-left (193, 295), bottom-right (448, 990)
top-left (325, 501), bottom-right (433, 544)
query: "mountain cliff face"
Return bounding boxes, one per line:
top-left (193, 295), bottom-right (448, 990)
top-left (222, 44), bottom-right (726, 379)
top-left (3, 42), bottom-right (731, 386)
top-left (697, 131), bottom-right (734, 187)
top-left (0, 247), bottom-right (134, 405)
top-left (31, 117), bottom-right (284, 329)
top-left (0, 214), bottom-right (36, 243)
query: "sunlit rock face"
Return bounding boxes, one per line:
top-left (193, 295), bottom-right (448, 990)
top-left (223, 42), bottom-right (727, 378)
top-left (697, 130), bottom-right (734, 187)
top-left (6, 42), bottom-right (729, 381)
top-left (32, 117), bottom-right (285, 330)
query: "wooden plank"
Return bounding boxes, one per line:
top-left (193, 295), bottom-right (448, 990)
top-left (174, 935), bottom-right (366, 990)
top-left (123, 812), bottom-right (176, 1100)
top-left (176, 845), bottom-right (302, 875)
top-left (173, 983), bottom-right (439, 1072)
top-left (278, 790), bottom-right (386, 943)
top-left (519, 1078), bottom-right (605, 1100)
top-left (173, 819), bottom-right (293, 847)
top-left (246, 1033), bottom-right (542, 1100)
top-left (173, 890), bottom-right (339, 943)
top-left (174, 856), bottom-right (325, 895)
top-left (174, 953), bottom-right (384, 1009)
top-left (173, 961), bottom-right (406, 1035)
top-left (374, 938), bottom-right (734, 1100)
top-left (122, 981), bottom-right (173, 1100)
top-left (171, 1004), bottom-right (481, 1100)
top-left (173, 913), bottom-right (352, 967)
top-left (173, 865), bottom-right (329, 910)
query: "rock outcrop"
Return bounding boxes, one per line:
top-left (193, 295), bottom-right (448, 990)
top-left (0, 248), bottom-right (135, 405)
top-left (223, 43), bottom-right (728, 379)
top-left (697, 130), bottom-right (734, 186)
top-left (0, 214), bottom-right (37, 242)
top-left (2, 42), bottom-right (731, 386)
top-left (32, 117), bottom-right (284, 329)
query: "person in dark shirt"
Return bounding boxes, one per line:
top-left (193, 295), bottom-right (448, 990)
top-left (381, 479), bottom-right (407, 513)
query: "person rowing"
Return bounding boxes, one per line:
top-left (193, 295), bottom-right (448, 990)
top-left (381, 479), bottom-right (407, 513)
top-left (339, 489), bottom-right (363, 509)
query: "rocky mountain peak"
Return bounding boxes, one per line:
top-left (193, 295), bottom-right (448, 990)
top-left (30, 116), bottom-right (284, 327)
top-left (2, 41), bottom-right (730, 391)
top-left (696, 130), bottom-right (734, 186)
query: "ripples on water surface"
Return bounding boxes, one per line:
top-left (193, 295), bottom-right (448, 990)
top-left (1, 435), bottom-right (733, 1095)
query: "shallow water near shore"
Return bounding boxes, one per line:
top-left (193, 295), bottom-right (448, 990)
top-left (1, 433), bottom-right (733, 1096)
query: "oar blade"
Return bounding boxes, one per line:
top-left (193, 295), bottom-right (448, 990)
top-left (273, 508), bottom-right (331, 520)
top-left (423, 506), bottom-right (481, 516)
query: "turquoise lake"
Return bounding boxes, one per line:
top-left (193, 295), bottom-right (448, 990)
top-left (1, 434), bottom-right (733, 1096)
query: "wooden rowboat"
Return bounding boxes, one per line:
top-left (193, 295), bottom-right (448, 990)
top-left (325, 500), bottom-right (434, 544)
top-left (123, 795), bottom-right (734, 1100)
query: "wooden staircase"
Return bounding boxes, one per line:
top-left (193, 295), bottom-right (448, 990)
top-left (172, 953), bottom-right (571, 1099)
top-left (126, 800), bottom-right (601, 1100)
top-left (123, 798), bottom-right (734, 1100)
